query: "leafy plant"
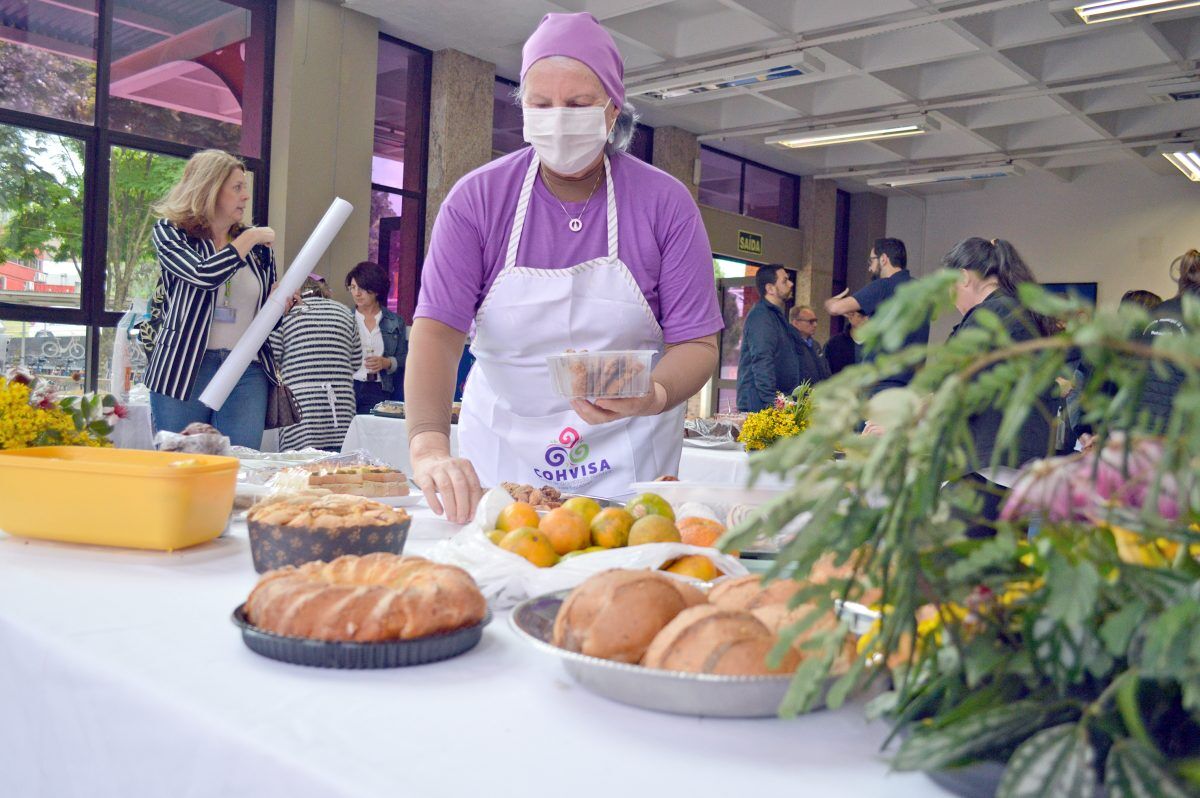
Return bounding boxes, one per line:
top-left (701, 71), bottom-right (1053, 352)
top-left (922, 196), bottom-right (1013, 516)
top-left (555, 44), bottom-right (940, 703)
top-left (724, 271), bottom-right (1200, 795)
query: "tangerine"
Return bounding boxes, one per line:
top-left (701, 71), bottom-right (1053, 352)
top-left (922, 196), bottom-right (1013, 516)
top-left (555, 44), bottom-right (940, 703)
top-left (496, 501), bottom-right (539, 532)
top-left (663, 555), bottom-right (719, 581)
top-left (486, 529), bottom-right (507, 546)
top-left (540, 507), bottom-right (591, 555)
top-left (625, 493), bottom-right (675, 521)
top-left (629, 514), bottom-right (681, 546)
top-left (499, 527), bottom-right (559, 568)
top-left (562, 496), bottom-right (602, 526)
top-left (590, 507), bottom-right (634, 548)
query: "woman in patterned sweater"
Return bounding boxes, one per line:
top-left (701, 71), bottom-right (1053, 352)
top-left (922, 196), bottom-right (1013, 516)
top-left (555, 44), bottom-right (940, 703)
top-left (270, 276), bottom-right (359, 451)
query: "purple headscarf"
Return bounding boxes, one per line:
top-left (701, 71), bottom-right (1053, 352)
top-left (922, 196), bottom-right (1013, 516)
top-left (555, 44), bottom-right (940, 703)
top-left (520, 12), bottom-right (625, 107)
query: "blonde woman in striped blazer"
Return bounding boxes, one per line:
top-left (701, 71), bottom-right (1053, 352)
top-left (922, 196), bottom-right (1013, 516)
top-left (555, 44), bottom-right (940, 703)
top-left (145, 149), bottom-right (290, 448)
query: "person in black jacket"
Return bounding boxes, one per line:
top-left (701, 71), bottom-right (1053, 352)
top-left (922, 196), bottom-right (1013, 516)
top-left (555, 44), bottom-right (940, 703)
top-left (735, 265), bottom-right (817, 411)
top-left (945, 237), bottom-right (1058, 537)
top-left (1137, 249), bottom-right (1198, 427)
top-left (824, 309), bottom-right (867, 376)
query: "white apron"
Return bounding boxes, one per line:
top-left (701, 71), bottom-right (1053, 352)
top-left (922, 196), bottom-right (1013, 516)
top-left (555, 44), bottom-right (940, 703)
top-left (458, 153), bottom-right (684, 498)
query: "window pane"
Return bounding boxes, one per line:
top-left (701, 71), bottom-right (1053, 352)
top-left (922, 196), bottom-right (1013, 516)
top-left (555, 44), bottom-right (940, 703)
top-left (698, 147), bottom-right (740, 213)
top-left (492, 80), bottom-right (523, 158)
top-left (374, 39), bottom-right (429, 193)
top-left (0, 125), bottom-right (84, 310)
top-left (0, 1), bottom-right (97, 123)
top-left (367, 189), bottom-right (420, 323)
top-left (0, 319), bottom-right (87, 391)
top-left (105, 146), bottom-right (188, 312)
top-left (97, 324), bottom-right (148, 395)
top-left (743, 163), bottom-right (797, 227)
top-left (107, 0), bottom-right (267, 157)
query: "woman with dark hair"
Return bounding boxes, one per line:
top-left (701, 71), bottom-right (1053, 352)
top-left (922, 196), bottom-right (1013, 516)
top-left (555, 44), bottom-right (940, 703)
top-left (346, 261), bottom-right (407, 415)
top-left (944, 237), bottom-right (1057, 536)
top-left (1136, 249), bottom-right (1200, 425)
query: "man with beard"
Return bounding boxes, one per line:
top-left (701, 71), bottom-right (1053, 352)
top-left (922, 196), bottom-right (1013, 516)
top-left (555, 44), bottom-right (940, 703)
top-left (824, 238), bottom-right (928, 392)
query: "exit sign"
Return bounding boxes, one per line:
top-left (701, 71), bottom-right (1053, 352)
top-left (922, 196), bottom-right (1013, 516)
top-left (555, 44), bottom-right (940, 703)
top-left (738, 230), bottom-right (763, 256)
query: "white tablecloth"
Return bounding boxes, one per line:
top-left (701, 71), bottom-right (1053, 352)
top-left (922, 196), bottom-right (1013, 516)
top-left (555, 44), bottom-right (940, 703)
top-left (0, 512), bottom-right (943, 798)
top-left (341, 415), bottom-right (764, 486)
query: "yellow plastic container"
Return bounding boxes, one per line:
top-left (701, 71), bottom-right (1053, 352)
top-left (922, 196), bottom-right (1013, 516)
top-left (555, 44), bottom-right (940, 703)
top-left (0, 447), bottom-right (238, 551)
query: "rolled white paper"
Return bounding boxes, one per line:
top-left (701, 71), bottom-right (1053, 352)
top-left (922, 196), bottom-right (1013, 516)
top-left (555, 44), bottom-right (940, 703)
top-left (199, 197), bottom-right (353, 411)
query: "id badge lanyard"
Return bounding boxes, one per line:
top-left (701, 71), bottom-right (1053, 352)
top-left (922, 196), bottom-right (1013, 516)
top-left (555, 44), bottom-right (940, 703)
top-left (214, 278), bottom-right (236, 324)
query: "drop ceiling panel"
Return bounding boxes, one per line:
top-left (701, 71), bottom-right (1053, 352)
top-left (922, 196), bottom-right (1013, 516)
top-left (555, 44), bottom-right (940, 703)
top-left (1099, 102), bottom-right (1200, 138)
top-left (1152, 16), bottom-right (1200, 58)
top-left (963, 96), bottom-right (1071, 129)
top-left (1002, 116), bottom-right (1109, 150)
top-left (954, 4), bottom-right (1081, 50)
top-left (604, 0), bottom-right (779, 58)
top-left (762, 75), bottom-right (908, 116)
top-left (821, 23), bottom-right (978, 72)
top-left (875, 54), bottom-right (1027, 101)
top-left (906, 127), bottom-right (1000, 160)
top-left (1002, 28), bottom-right (1173, 83)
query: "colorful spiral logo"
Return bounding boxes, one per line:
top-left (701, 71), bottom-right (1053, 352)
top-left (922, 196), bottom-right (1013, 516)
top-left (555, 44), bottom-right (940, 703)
top-left (546, 427), bottom-right (590, 467)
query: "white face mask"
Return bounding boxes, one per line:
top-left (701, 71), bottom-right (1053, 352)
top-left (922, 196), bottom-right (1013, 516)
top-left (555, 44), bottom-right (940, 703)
top-left (522, 102), bottom-right (612, 175)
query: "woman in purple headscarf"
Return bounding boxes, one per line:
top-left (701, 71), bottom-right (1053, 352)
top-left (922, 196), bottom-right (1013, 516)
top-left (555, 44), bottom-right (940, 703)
top-left (405, 12), bottom-right (723, 521)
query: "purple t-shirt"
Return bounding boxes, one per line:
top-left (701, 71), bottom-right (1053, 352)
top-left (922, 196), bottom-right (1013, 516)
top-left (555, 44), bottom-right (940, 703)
top-left (415, 148), bottom-right (724, 344)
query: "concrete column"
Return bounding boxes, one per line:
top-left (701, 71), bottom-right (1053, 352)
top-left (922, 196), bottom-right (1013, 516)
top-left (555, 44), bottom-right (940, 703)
top-left (425, 49), bottom-right (495, 248)
top-left (650, 126), bottom-right (699, 202)
top-left (797, 176), bottom-right (837, 332)
top-left (847, 192), bottom-right (889, 295)
top-left (268, 0), bottom-right (378, 300)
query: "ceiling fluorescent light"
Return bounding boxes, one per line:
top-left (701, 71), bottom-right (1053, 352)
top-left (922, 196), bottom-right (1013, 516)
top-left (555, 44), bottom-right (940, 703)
top-left (1147, 77), bottom-right (1200, 103)
top-left (1072, 0), bottom-right (1200, 24)
top-left (767, 116), bottom-right (937, 149)
top-left (1160, 143), bottom-right (1200, 181)
top-left (628, 52), bottom-right (822, 101)
top-left (867, 164), bottom-right (1023, 188)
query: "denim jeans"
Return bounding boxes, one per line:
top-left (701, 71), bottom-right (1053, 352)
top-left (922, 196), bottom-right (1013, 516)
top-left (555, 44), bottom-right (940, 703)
top-left (150, 350), bottom-right (269, 449)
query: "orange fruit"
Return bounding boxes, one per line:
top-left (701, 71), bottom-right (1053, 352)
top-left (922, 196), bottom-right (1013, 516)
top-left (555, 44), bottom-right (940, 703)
top-left (486, 529), bottom-right (507, 545)
top-left (629, 515), bottom-right (681, 546)
top-left (663, 555), bottom-right (720, 581)
top-left (561, 546), bottom-right (604, 560)
top-left (562, 496), bottom-right (602, 526)
top-left (625, 493), bottom-right (675, 521)
top-left (496, 502), bottom-right (539, 532)
top-left (499, 527), bottom-right (559, 568)
top-left (677, 517), bottom-right (727, 548)
top-left (540, 507), bottom-right (591, 555)
top-left (590, 507), bottom-right (634, 548)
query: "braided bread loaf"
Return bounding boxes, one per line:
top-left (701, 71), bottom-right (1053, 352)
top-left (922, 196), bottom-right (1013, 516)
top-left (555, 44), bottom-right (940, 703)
top-left (245, 553), bottom-right (486, 642)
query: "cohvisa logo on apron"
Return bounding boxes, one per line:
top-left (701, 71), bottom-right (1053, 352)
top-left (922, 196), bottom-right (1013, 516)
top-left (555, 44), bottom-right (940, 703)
top-left (533, 426), bottom-right (612, 484)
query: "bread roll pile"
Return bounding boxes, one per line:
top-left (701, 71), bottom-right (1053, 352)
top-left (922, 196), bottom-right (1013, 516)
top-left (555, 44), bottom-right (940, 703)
top-left (552, 569), bottom-right (842, 676)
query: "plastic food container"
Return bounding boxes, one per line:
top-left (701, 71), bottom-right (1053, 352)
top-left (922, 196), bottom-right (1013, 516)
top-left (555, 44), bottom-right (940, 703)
top-left (0, 447), bottom-right (238, 551)
top-left (546, 350), bottom-right (655, 399)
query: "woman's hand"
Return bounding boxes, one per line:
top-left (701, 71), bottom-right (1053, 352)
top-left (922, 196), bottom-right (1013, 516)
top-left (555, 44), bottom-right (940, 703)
top-left (412, 451), bottom-right (483, 524)
top-left (570, 382), bottom-right (667, 425)
top-left (269, 281), bottom-right (300, 313)
top-left (364, 355), bottom-right (390, 373)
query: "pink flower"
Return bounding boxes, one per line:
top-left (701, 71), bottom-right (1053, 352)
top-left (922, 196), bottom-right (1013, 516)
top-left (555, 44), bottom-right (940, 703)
top-left (5, 367), bottom-right (32, 386)
top-left (1001, 455), bottom-right (1093, 523)
top-left (109, 403), bottom-right (128, 420)
top-left (774, 395), bottom-right (787, 410)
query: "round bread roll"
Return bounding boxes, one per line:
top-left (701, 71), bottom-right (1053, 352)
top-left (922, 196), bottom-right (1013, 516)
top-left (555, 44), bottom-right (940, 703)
top-left (552, 569), bottom-right (705, 663)
top-left (245, 553), bottom-right (486, 642)
top-left (708, 574), bottom-right (804, 611)
top-left (642, 605), bottom-right (801, 675)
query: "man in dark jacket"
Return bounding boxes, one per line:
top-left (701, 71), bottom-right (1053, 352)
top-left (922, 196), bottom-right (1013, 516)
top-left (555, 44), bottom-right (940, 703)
top-left (789, 304), bottom-right (831, 385)
top-left (736, 265), bottom-right (820, 411)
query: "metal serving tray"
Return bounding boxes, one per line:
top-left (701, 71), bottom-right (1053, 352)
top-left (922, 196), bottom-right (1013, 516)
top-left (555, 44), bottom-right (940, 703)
top-left (510, 589), bottom-right (876, 718)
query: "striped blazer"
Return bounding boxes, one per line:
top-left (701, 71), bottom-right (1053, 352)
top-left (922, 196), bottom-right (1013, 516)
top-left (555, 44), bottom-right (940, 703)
top-left (144, 219), bottom-right (279, 401)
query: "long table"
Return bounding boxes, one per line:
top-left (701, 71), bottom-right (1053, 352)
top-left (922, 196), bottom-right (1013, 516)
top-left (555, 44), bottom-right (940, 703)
top-left (342, 414), bottom-right (767, 486)
top-left (0, 509), bottom-right (945, 797)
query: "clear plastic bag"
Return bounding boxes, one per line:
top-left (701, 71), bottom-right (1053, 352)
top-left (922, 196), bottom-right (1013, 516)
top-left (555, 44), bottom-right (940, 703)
top-left (154, 429), bottom-right (232, 456)
top-left (429, 488), bottom-right (748, 609)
